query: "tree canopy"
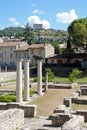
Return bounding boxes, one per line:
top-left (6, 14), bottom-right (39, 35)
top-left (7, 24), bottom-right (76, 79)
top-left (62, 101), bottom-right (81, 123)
top-left (23, 23), bottom-right (34, 45)
top-left (68, 17), bottom-right (87, 52)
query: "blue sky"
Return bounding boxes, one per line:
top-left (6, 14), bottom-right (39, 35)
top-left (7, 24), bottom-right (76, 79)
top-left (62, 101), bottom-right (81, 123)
top-left (0, 0), bottom-right (87, 30)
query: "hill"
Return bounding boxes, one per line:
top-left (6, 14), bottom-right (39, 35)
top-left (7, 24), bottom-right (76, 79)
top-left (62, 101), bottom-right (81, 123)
top-left (0, 26), bottom-right (68, 43)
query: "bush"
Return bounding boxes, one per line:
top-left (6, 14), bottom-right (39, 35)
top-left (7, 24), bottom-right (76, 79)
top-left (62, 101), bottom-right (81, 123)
top-left (45, 68), bottom-right (54, 82)
top-left (22, 89), bottom-right (35, 96)
top-left (0, 94), bottom-right (16, 102)
top-left (68, 68), bottom-right (82, 82)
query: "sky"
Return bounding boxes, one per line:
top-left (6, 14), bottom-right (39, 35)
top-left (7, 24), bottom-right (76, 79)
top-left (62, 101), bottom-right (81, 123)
top-left (0, 0), bottom-right (87, 30)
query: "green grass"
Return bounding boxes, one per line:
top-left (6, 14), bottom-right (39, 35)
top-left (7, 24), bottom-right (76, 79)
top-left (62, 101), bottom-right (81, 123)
top-left (72, 104), bottom-right (87, 111)
top-left (53, 77), bottom-right (70, 83)
top-left (52, 76), bottom-right (87, 83)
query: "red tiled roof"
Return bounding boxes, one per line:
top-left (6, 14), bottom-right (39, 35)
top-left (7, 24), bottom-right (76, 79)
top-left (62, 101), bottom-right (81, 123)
top-left (0, 42), bottom-right (26, 47)
top-left (28, 43), bottom-right (48, 49)
top-left (14, 43), bottom-right (49, 52)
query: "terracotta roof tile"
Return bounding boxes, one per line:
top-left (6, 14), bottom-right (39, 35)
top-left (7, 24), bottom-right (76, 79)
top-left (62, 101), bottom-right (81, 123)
top-left (0, 42), bottom-right (26, 47)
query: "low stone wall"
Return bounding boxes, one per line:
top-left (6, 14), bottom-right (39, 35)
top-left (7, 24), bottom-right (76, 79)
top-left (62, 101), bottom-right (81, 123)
top-left (63, 98), bottom-right (71, 107)
top-left (80, 87), bottom-right (87, 95)
top-left (51, 113), bottom-right (71, 127)
top-left (0, 103), bottom-right (37, 117)
top-left (48, 83), bottom-right (72, 89)
top-left (72, 98), bottom-right (87, 105)
top-left (0, 109), bottom-right (24, 130)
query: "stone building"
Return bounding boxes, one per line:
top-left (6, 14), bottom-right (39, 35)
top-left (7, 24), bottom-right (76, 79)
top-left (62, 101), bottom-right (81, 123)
top-left (0, 42), bottom-right (26, 68)
top-left (14, 43), bottom-right (55, 65)
top-left (33, 24), bottom-right (43, 30)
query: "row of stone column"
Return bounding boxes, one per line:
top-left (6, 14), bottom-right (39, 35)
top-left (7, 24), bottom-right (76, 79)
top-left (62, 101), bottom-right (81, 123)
top-left (16, 59), bottom-right (43, 102)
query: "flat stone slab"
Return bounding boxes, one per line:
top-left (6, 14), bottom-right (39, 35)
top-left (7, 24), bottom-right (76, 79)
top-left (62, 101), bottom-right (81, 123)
top-left (20, 117), bottom-right (61, 130)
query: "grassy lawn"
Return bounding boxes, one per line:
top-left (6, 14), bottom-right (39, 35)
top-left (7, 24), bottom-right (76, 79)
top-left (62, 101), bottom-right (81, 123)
top-left (72, 104), bottom-right (87, 111)
top-left (52, 76), bottom-right (87, 83)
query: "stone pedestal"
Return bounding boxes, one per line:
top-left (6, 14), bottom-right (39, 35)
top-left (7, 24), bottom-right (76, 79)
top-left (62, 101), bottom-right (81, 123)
top-left (16, 59), bottom-right (23, 102)
top-left (24, 59), bottom-right (30, 101)
top-left (37, 60), bottom-right (43, 95)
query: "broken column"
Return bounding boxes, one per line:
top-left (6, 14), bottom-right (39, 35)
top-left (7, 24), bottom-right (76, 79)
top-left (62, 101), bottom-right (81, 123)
top-left (16, 59), bottom-right (23, 102)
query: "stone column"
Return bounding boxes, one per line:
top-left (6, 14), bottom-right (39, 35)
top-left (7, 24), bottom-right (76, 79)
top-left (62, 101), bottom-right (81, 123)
top-left (16, 59), bottom-right (23, 102)
top-left (5, 65), bottom-right (7, 72)
top-left (24, 59), bottom-right (30, 101)
top-left (45, 72), bottom-right (48, 92)
top-left (37, 60), bottom-right (43, 95)
top-left (0, 66), bottom-right (1, 73)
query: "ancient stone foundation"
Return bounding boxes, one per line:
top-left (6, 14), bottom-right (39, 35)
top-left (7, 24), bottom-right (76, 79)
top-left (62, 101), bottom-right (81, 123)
top-left (0, 103), bottom-right (37, 117)
top-left (51, 105), bottom-right (84, 130)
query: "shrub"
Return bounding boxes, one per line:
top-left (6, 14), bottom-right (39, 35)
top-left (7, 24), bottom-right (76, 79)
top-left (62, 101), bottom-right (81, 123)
top-left (22, 89), bottom-right (35, 96)
top-left (68, 68), bottom-right (82, 82)
top-left (0, 94), bottom-right (16, 102)
top-left (45, 68), bottom-right (54, 82)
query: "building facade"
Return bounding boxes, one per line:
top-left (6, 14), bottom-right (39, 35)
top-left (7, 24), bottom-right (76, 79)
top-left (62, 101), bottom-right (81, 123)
top-left (14, 43), bottom-right (55, 65)
top-left (33, 24), bottom-right (43, 30)
top-left (0, 42), bottom-right (26, 68)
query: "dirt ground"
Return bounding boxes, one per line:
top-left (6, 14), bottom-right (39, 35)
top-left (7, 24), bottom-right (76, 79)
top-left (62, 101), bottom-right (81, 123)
top-left (29, 88), bottom-right (76, 117)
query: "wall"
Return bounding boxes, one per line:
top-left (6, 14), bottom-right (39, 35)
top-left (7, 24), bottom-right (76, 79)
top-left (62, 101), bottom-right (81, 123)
top-left (0, 103), bottom-right (37, 117)
top-left (0, 108), bottom-right (24, 130)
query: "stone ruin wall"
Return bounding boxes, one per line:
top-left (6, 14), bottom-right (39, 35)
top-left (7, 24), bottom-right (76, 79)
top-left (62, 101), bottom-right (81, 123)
top-left (0, 108), bottom-right (24, 130)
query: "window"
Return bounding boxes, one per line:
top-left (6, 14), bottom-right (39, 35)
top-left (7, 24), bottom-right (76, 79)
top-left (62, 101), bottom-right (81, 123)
top-left (10, 53), bottom-right (12, 58)
top-left (24, 53), bottom-right (26, 58)
top-left (38, 49), bottom-right (42, 54)
top-left (0, 54), bottom-right (2, 57)
top-left (10, 47), bottom-right (13, 50)
top-left (4, 51), bottom-right (6, 54)
top-left (31, 49), bottom-right (34, 54)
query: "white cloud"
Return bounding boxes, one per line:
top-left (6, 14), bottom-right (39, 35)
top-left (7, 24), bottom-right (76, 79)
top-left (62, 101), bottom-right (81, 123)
top-left (33, 9), bottom-right (44, 14)
top-left (9, 17), bottom-right (20, 26)
top-left (28, 15), bottom-right (50, 29)
top-left (14, 22), bottom-right (19, 25)
top-left (32, 4), bottom-right (36, 7)
top-left (56, 9), bottom-right (78, 23)
top-left (9, 18), bottom-right (16, 22)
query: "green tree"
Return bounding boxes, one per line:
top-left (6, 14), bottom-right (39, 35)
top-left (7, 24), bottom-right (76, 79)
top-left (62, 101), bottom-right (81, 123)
top-left (45, 68), bottom-right (54, 82)
top-left (51, 41), bottom-right (61, 54)
top-left (63, 35), bottom-right (75, 55)
top-left (68, 18), bottom-right (87, 52)
top-left (23, 23), bottom-right (34, 45)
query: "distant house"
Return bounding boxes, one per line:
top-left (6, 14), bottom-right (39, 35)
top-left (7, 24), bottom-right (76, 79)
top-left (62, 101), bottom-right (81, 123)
top-left (0, 42), bottom-right (26, 67)
top-left (47, 53), bottom-right (87, 68)
top-left (47, 54), bottom-right (66, 65)
top-left (14, 43), bottom-right (55, 65)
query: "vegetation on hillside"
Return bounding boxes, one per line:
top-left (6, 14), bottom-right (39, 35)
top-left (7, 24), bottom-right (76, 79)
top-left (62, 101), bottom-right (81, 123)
top-left (0, 25), bottom-right (68, 54)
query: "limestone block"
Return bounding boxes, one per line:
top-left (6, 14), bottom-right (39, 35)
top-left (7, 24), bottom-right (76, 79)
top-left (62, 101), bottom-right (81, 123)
top-left (21, 104), bottom-right (37, 117)
top-left (63, 98), bottom-right (71, 107)
top-left (0, 109), bottom-right (24, 130)
top-left (62, 115), bottom-right (84, 130)
top-left (76, 110), bottom-right (87, 122)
